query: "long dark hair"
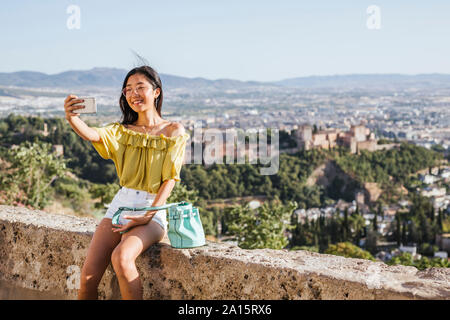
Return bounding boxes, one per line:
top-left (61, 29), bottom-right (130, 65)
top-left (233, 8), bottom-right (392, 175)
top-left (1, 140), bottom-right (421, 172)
top-left (119, 65), bottom-right (164, 125)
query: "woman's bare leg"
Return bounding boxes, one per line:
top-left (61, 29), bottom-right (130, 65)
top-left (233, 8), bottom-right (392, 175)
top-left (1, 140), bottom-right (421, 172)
top-left (111, 221), bottom-right (165, 300)
top-left (78, 218), bottom-right (122, 300)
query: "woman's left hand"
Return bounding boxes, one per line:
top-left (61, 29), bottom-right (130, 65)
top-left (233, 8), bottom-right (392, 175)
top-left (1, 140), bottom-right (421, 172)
top-left (112, 215), bottom-right (152, 233)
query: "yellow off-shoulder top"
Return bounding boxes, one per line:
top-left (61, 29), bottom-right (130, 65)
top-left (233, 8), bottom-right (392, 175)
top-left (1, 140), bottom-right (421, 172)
top-left (90, 122), bottom-right (190, 194)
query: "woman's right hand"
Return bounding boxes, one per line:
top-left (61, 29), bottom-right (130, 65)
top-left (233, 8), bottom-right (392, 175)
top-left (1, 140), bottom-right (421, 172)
top-left (64, 94), bottom-right (85, 121)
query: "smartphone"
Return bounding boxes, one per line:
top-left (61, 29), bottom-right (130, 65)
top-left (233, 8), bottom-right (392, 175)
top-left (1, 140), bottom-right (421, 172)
top-left (73, 97), bottom-right (97, 114)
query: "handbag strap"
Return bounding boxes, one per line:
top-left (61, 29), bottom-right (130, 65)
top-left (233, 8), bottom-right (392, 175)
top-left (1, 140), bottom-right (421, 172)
top-left (120, 201), bottom-right (188, 212)
top-left (112, 201), bottom-right (189, 226)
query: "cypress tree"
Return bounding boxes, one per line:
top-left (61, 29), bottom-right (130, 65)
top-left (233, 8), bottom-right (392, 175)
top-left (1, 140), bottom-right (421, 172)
top-left (373, 210), bottom-right (378, 232)
top-left (377, 202), bottom-right (384, 220)
top-left (343, 208), bottom-right (349, 242)
top-left (437, 209), bottom-right (443, 233)
top-left (395, 213), bottom-right (401, 246)
top-left (402, 220), bottom-right (407, 245)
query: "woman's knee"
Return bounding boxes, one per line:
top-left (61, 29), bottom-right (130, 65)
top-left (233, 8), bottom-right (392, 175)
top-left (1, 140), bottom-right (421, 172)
top-left (111, 245), bottom-right (135, 274)
top-left (79, 264), bottom-right (103, 289)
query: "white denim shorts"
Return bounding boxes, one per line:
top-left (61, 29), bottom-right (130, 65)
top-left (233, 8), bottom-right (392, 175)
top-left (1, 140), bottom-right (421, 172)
top-left (104, 186), bottom-right (168, 232)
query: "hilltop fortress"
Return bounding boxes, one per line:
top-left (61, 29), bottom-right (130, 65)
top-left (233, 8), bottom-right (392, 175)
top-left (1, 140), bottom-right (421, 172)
top-left (293, 124), bottom-right (397, 154)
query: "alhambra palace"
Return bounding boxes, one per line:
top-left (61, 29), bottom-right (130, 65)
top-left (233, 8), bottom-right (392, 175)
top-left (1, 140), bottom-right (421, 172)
top-left (292, 124), bottom-right (397, 154)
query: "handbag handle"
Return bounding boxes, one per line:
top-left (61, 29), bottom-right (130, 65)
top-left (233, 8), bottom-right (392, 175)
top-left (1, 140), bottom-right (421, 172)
top-left (118, 200), bottom-right (188, 212)
top-left (111, 201), bottom-right (190, 232)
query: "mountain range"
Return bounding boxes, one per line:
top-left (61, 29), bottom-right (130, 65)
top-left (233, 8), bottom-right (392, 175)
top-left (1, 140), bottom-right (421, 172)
top-left (0, 67), bottom-right (449, 90)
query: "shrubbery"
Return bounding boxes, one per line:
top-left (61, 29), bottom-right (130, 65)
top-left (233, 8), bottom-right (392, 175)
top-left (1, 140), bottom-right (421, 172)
top-left (386, 252), bottom-right (449, 270)
top-left (324, 242), bottom-right (376, 261)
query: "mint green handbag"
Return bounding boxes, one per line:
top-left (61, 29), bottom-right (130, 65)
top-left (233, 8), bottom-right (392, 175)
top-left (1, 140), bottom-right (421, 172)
top-left (112, 201), bottom-right (206, 249)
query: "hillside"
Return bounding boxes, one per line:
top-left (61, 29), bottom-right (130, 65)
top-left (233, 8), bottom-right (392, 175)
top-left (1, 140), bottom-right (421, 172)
top-left (0, 115), bottom-right (446, 212)
top-left (0, 68), bottom-right (274, 90)
top-left (1, 68), bottom-right (450, 90)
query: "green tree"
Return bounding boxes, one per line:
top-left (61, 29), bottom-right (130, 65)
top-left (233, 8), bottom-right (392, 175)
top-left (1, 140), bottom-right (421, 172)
top-left (372, 210), bottom-right (378, 232)
top-left (418, 243), bottom-right (439, 257)
top-left (349, 212), bottom-right (365, 245)
top-left (313, 124), bottom-right (318, 134)
top-left (89, 182), bottom-right (121, 209)
top-left (342, 207), bottom-right (350, 242)
top-left (325, 242), bottom-right (375, 261)
top-left (386, 252), bottom-right (414, 267)
top-left (167, 182), bottom-right (201, 205)
top-left (0, 141), bottom-right (68, 209)
top-left (377, 202), bottom-right (384, 220)
top-left (54, 178), bottom-right (91, 213)
top-left (437, 209), bottom-right (444, 233)
top-left (395, 212), bottom-right (401, 246)
top-left (291, 216), bottom-right (317, 248)
top-left (227, 199), bottom-right (297, 249)
top-left (365, 230), bottom-right (378, 255)
top-left (386, 252), bottom-right (449, 270)
top-left (290, 245), bottom-right (319, 252)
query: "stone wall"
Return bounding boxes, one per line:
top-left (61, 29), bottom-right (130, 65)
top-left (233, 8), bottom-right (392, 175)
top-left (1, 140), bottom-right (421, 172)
top-left (0, 205), bottom-right (449, 300)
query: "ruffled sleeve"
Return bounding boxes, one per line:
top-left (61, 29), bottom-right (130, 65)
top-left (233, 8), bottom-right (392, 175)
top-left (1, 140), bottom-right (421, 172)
top-left (162, 132), bottom-right (190, 182)
top-left (116, 125), bottom-right (169, 150)
top-left (91, 122), bottom-right (120, 160)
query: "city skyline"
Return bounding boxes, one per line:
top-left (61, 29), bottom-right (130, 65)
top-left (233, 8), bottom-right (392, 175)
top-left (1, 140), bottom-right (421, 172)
top-left (1, 1), bottom-right (450, 81)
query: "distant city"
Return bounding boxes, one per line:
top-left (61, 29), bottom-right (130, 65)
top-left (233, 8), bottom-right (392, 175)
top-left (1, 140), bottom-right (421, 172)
top-left (1, 68), bottom-right (449, 261)
top-left (1, 68), bottom-right (449, 153)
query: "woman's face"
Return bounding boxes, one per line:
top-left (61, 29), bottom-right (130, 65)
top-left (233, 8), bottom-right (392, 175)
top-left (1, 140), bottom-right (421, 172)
top-left (124, 73), bottom-right (160, 113)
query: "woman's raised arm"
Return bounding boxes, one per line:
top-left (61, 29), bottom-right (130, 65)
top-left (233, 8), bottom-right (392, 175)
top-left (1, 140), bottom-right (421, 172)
top-left (64, 94), bottom-right (101, 142)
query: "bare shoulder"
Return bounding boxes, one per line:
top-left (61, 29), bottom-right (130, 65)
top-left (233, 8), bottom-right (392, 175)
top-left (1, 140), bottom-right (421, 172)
top-left (167, 122), bottom-right (186, 137)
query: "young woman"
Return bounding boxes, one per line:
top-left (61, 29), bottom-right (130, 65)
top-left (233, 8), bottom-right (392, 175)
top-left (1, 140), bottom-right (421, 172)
top-left (64, 65), bottom-right (189, 300)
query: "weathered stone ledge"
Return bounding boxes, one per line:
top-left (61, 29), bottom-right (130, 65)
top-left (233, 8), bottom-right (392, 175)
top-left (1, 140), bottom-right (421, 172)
top-left (0, 205), bottom-right (449, 300)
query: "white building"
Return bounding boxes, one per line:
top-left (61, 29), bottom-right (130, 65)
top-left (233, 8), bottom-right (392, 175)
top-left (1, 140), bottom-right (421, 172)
top-left (398, 199), bottom-right (410, 207)
top-left (248, 200), bottom-right (261, 210)
top-left (420, 174), bottom-right (438, 185)
top-left (399, 245), bottom-right (417, 255)
top-left (434, 251), bottom-right (448, 259)
top-left (441, 170), bottom-right (450, 180)
top-left (421, 187), bottom-right (446, 198)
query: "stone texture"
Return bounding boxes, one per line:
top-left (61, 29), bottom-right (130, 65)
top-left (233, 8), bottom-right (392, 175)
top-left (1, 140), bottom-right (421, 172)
top-left (0, 205), bottom-right (449, 300)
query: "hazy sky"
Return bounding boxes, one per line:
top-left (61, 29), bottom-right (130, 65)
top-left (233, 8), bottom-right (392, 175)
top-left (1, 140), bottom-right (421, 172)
top-left (1, 0), bottom-right (449, 81)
